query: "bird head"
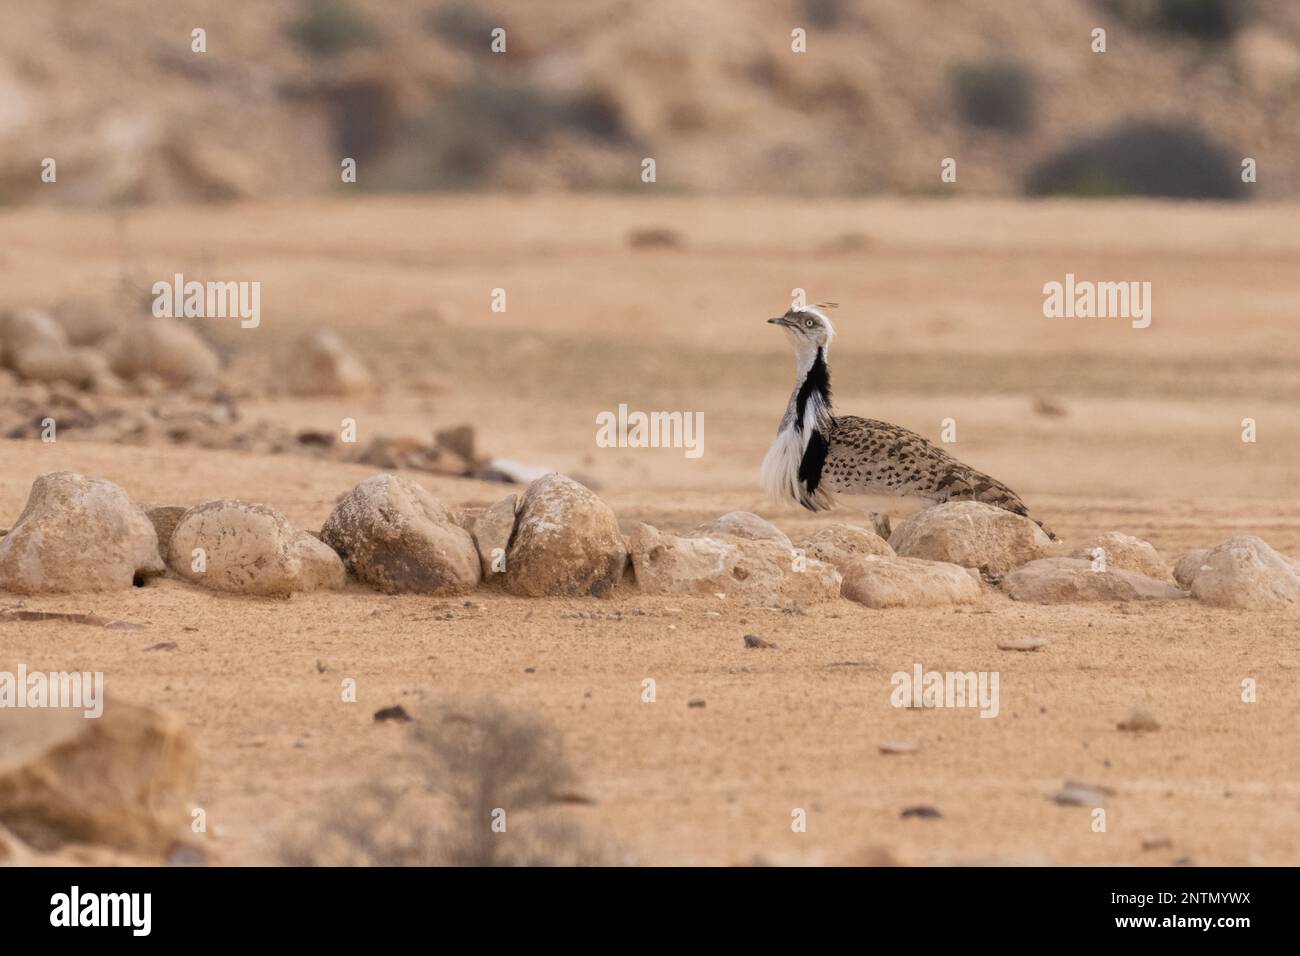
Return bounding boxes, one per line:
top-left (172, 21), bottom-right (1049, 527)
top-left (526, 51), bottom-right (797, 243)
top-left (767, 303), bottom-right (836, 351)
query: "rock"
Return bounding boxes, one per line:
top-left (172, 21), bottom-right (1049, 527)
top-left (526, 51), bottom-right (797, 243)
top-left (1001, 557), bottom-right (1186, 604)
top-left (1188, 536), bottom-right (1300, 612)
top-left (470, 494), bottom-right (518, 579)
top-left (168, 843), bottom-right (208, 866)
top-left (106, 317), bottom-right (220, 386)
top-left (997, 637), bottom-right (1048, 651)
top-left (168, 499), bottom-right (345, 597)
top-left (627, 226), bottom-right (683, 249)
top-left (448, 506), bottom-right (481, 533)
top-left (0, 308), bottom-right (68, 365)
top-left (1117, 707), bottom-right (1160, 732)
top-left (1053, 781), bottom-right (1110, 807)
top-left (1072, 532), bottom-right (1170, 580)
top-left (284, 330), bottom-right (371, 396)
top-left (1033, 396), bottom-right (1068, 417)
top-left (0, 610), bottom-right (140, 629)
top-left (840, 844), bottom-right (904, 867)
top-left (1172, 548), bottom-right (1211, 589)
top-left (0, 702), bottom-right (197, 856)
top-left (839, 555), bottom-right (980, 609)
top-left (373, 705), bottom-right (413, 723)
top-left (434, 424), bottom-right (477, 462)
top-left (9, 345), bottom-right (108, 387)
top-left (1234, 26), bottom-right (1300, 95)
top-left (505, 474), bottom-right (626, 598)
top-left (889, 501), bottom-right (1054, 576)
top-left (797, 523), bottom-right (895, 573)
top-left (691, 511), bottom-right (792, 550)
top-left (321, 474), bottom-right (480, 595)
top-left (356, 435), bottom-right (469, 475)
top-left (0, 823), bottom-right (31, 864)
top-left (144, 505), bottom-right (189, 554)
top-left (878, 741), bottom-right (919, 755)
top-left (50, 300), bottom-right (119, 347)
top-left (295, 532), bottom-right (349, 592)
top-left (743, 634), bottom-right (776, 649)
top-left (0, 472), bottom-right (162, 594)
top-left (900, 805), bottom-right (941, 819)
top-left (129, 371), bottom-right (166, 396)
top-left (628, 523), bottom-right (840, 604)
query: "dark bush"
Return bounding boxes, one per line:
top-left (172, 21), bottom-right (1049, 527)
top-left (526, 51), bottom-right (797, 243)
top-left (287, 0), bottom-right (383, 58)
top-left (371, 76), bottom-right (629, 191)
top-left (950, 59), bottom-right (1035, 134)
top-left (1096, 0), bottom-right (1253, 42)
top-left (1155, 0), bottom-right (1251, 39)
top-left (800, 0), bottom-right (848, 29)
top-left (325, 78), bottom-right (400, 159)
top-left (426, 1), bottom-right (501, 49)
top-left (1025, 120), bottom-right (1246, 199)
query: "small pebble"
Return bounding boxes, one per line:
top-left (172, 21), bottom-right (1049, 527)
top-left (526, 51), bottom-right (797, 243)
top-left (1053, 780), bottom-right (1111, 806)
top-left (900, 805), bottom-right (941, 819)
top-left (879, 741), bottom-right (919, 755)
top-left (997, 638), bottom-right (1047, 652)
top-left (373, 705), bottom-right (413, 723)
top-left (743, 634), bottom-right (776, 649)
top-left (167, 844), bottom-right (207, 867)
top-left (687, 698), bottom-right (706, 708)
top-left (1117, 707), bottom-right (1160, 732)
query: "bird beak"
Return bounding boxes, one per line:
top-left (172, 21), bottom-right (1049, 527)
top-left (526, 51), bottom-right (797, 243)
top-left (767, 316), bottom-right (791, 327)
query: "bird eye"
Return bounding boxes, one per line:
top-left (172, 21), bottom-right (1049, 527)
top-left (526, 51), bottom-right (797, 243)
top-left (804, 318), bottom-right (815, 328)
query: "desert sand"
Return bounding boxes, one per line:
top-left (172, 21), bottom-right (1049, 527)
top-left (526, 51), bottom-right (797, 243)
top-left (1, 195), bottom-right (1298, 865)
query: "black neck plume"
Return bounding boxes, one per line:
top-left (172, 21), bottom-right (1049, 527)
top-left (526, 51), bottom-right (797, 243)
top-left (794, 347), bottom-right (832, 429)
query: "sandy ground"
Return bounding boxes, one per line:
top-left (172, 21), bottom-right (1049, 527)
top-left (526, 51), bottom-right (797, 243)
top-left (1, 195), bottom-right (1298, 866)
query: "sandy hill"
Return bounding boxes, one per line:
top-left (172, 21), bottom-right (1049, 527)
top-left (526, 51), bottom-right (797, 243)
top-left (2, 0), bottom-right (1300, 204)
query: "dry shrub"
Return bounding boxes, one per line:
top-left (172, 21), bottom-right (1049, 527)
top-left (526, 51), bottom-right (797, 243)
top-left (281, 700), bottom-right (621, 866)
top-left (364, 75), bottom-right (628, 192)
top-left (287, 0), bottom-right (383, 59)
top-left (426, 1), bottom-right (502, 50)
top-left (949, 59), bottom-right (1035, 135)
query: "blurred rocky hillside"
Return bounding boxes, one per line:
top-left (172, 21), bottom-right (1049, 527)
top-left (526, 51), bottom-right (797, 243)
top-left (2, 0), bottom-right (1299, 203)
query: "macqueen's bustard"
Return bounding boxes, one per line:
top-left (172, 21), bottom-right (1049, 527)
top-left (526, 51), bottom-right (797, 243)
top-left (761, 304), bottom-right (1055, 538)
